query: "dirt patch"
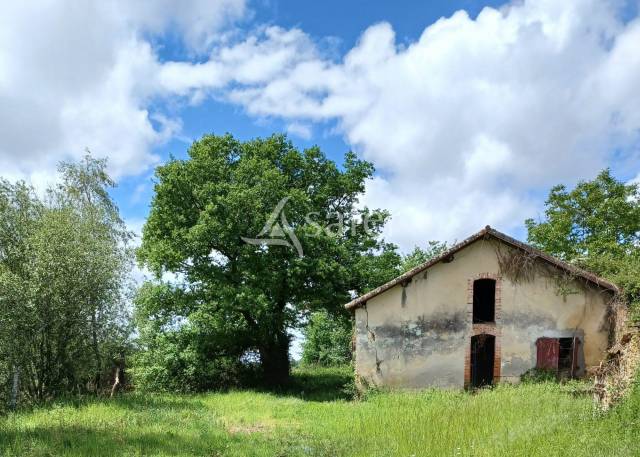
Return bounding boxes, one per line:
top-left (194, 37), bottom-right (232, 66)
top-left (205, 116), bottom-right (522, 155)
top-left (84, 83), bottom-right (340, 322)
top-left (227, 423), bottom-right (272, 435)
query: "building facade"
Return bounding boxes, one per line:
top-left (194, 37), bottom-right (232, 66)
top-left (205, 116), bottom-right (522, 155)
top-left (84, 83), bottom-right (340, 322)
top-left (346, 227), bottom-right (618, 389)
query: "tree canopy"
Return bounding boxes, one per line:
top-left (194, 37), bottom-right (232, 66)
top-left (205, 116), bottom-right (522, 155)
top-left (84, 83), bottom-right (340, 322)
top-left (301, 309), bottom-right (352, 367)
top-left (0, 156), bottom-right (133, 404)
top-left (526, 169), bottom-right (640, 316)
top-left (399, 241), bottom-right (449, 273)
top-left (136, 134), bottom-right (396, 386)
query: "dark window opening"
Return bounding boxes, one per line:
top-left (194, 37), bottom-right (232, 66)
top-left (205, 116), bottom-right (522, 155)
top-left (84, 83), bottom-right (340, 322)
top-left (473, 278), bottom-right (496, 323)
top-left (536, 337), bottom-right (580, 379)
top-left (558, 337), bottom-right (575, 379)
top-left (470, 334), bottom-right (495, 388)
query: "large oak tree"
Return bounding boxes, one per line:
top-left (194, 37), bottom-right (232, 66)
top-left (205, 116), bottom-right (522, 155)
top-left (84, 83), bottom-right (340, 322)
top-left (137, 134), bottom-right (396, 385)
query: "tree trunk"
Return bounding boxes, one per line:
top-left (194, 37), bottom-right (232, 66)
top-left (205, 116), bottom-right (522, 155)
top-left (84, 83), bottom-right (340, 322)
top-left (110, 354), bottom-right (126, 398)
top-left (259, 331), bottom-right (291, 387)
top-left (110, 366), bottom-right (121, 398)
top-left (91, 310), bottom-right (101, 393)
top-left (9, 366), bottom-right (19, 410)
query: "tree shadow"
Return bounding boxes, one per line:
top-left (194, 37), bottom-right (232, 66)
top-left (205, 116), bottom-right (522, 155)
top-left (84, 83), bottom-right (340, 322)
top-left (0, 424), bottom-right (230, 456)
top-left (257, 366), bottom-right (355, 402)
top-left (109, 393), bottom-right (208, 412)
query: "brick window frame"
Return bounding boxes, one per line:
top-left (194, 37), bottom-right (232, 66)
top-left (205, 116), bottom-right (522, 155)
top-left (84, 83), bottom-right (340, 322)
top-left (464, 273), bottom-right (502, 388)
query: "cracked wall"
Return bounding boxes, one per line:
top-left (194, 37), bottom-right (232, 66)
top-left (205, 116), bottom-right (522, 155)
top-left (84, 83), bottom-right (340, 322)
top-left (354, 240), bottom-right (613, 388)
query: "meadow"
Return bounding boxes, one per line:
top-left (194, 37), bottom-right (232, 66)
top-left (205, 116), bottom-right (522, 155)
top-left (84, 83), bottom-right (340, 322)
top-left (0, 366), bottom-right (638, 457)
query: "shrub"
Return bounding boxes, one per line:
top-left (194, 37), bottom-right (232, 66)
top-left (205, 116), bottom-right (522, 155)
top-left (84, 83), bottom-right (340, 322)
top-left (130, 330), bottom-right (243, 393)
top-left (520, 368), bottom-right (557, 384)
top-left (301, 310), bottom-right (352, 367)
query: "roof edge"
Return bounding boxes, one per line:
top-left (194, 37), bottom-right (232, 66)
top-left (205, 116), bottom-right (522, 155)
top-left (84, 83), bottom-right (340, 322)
top-left (345, 225), bottom-right (618, 310)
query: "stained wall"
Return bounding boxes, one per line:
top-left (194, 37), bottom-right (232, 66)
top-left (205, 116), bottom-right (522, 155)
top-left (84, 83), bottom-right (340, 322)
top-left (354, 239), bottom-right (613, 388)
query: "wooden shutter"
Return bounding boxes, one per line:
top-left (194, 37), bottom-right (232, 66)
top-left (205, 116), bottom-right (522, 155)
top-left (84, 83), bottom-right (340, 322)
top-left (536, 337), bottom-right (559, 371)
top-left (571, 337), bottom-right (580, 377)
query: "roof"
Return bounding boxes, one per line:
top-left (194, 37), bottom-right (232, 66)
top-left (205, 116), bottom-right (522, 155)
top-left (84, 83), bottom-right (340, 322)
top-left (345, 225), bottom-right (618, 310)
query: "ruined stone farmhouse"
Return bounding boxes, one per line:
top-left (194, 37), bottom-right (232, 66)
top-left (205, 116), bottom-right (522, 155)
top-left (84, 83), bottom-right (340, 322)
top-left (346, 226), bottom-right (619, 389)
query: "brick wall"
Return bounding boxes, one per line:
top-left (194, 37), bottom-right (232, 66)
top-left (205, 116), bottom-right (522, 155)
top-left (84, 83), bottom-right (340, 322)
top-left (464, 273), bottom-right (502, 388)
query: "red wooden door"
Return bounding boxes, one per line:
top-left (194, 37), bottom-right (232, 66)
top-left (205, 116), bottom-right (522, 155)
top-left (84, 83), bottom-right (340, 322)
top-left (536, 338), bottom-right (559, 370)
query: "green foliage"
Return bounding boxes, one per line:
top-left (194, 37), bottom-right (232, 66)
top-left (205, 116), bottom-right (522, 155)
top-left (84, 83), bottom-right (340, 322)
top-left (301, 310), bottom-right (352, 367)
top-left (136, 134), bottom-right (394, 386)
top-left (400, 241), bottom-right (448, 272)
top-left (285, 365), bottom-right (354, 401)
top-left (1, 370), bottom-right (639, 456)
top-left (526, 169), bottom-right (640, 316)
top-left (353, 241), bottom-right (448, 296)
top-left (610, 370), bottom-right (640, 429)
top-left (353, 244), bottom-right (402, 293)
top-left (132, 283), bottom-right (255, 392)
top-left (0, 156), bottom-right (133, 405)
top-left (520, 368), bottom-right (557, 384)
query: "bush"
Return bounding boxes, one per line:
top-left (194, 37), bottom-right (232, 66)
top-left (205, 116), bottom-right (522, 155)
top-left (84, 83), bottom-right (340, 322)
top-left (131, 282), bottom-right (262, 392)
top-left (130, 328), bottom-right (258, 393)
top-left (520, 368), bottom-right (557, 384)
top-left (286, 365), bottom-right (354, 401)
top-left (301, 310), bottom-right (352, 367)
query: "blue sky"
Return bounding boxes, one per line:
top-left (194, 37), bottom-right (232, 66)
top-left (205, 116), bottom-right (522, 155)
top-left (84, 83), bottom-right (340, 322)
top-left (114, 0), bottom-right (508, 231)
top-left (1, 0), bottom-right (640, 250)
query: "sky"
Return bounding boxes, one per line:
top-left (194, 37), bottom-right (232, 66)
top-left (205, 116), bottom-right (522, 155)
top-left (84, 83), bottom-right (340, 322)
top-left (1, 0), bottom-right (640, 252)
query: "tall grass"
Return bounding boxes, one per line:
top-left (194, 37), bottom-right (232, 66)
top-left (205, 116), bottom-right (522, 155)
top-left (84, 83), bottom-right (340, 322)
top-left (0, 367), bottom-right (637, 456)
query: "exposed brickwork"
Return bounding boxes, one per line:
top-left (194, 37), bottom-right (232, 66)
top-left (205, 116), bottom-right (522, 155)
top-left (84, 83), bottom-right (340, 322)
top-left (464, 273), bottom-right (502, 388)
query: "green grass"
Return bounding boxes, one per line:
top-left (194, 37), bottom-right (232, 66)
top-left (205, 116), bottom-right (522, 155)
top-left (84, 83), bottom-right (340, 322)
top-left (0, 366), bottom-right (638, 456)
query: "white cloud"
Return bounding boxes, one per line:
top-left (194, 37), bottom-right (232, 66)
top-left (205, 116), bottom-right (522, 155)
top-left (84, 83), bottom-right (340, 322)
top-left (156, 26), bottom-right (318, 94)
top-left (3, 0), bottom-right (640, 252)
top-left (286, 122), bottom-right (312, 139)
top-left (0, 0), bottom-right (246, 183)
top-left (162, 0), bottom-right (640, 248)
top-left (118, 0), bottom-right (247, 54)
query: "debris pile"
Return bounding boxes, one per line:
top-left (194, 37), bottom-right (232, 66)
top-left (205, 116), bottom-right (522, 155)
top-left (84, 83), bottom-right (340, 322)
top-left (593, 299), bottom-right (639, 410)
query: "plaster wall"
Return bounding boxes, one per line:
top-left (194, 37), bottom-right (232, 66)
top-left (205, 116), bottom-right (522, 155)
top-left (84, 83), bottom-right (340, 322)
top-left (354, 239), bottom-right (613, 388)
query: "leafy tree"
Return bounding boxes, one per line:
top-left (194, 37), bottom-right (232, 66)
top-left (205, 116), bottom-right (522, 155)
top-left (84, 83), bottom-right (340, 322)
top-left (55, 156), bottom-right (134, 391)
top-left (301, 310), bottom-right (352, 366)
top-left (525, 169), bottom-right (640, 315)
top-left (0, 180), bottom-right (42, 404)
top-left (400, 241), bottom-right (449, 273)
top-left (353, 244), bottom-right (402, 293)
top-left (137, 134), bottom-right (393, 386)
top-left (0, 156), bottom-right (133, 403)
top-left (132, 282), bottom-right (253, 392)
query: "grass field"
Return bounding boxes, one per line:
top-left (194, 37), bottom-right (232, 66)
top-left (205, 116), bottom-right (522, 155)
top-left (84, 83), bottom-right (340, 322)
top-left (0, 366), bottom-right (638, 457)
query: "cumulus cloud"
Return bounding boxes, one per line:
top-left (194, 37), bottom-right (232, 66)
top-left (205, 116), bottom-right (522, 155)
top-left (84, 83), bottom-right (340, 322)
top-left (3, 0), bottom-right (640, 251)
top-left (156, 26), bottom-right (318, 95)
top-left (165, 0), bottom-right (640, 248)
top-left (0, 0), bottom-right (245, 184)
top-left (118, 0), bottom-right (246, 53)
top-left (285, 122), bottom-right (313, 139)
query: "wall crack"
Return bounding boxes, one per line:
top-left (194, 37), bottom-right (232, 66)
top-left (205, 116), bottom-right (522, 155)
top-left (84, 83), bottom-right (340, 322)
top-left (364, 304), bottom-right (383, 373)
